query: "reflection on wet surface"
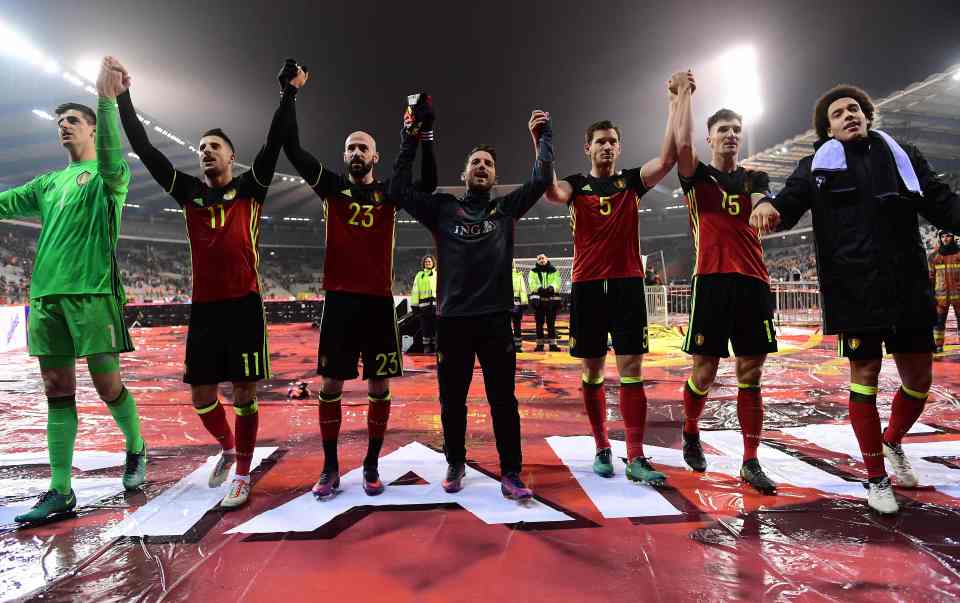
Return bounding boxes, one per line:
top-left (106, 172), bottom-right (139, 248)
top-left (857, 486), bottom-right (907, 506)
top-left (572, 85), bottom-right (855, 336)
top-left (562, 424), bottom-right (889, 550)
top-left (0, 321), bottom-right (958, 601)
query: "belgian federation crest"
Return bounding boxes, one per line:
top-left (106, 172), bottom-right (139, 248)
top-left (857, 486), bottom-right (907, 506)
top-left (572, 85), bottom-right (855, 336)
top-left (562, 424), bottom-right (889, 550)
top-left (76, 171), bottom-right (92, 186)
top-left (815, 175), bottom-right (826, 190)
top-left (373, 190), bottom-right (384, 204)
top-left (614, 178), bottom-right (625, 190)
top-left (696, 334), bottom-right (705, 346)
top-left (848, 337), bottom-right (861, 351)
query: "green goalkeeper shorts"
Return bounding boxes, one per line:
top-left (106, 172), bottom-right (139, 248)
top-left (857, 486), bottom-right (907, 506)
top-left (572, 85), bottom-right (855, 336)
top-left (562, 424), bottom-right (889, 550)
top-left (28, 294), bottom-right (134, 358)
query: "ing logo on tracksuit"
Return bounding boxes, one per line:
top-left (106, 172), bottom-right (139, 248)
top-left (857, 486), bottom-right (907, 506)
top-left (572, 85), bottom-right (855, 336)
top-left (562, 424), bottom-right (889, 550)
top-left (451, 220), bottom-right (498, 239)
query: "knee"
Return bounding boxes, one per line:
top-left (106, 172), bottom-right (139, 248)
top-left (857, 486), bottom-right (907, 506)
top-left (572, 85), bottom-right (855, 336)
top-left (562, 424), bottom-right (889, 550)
top-left (232, 382), bottom-right (258, 404)
top-left (368, 379), bottom-right (389, 397)
top-left (191, 385), bottom-right (219, 408)
top-left (735, 357), bottom-right (765, 385)
top-left (42, 371), bottom-right (75, 398)
top-left (850, 359), bottom-right (882, 385)
top-left (321, 377), bottom-right (343, 396)
top-left (691, 357), bottom-right (719, 390)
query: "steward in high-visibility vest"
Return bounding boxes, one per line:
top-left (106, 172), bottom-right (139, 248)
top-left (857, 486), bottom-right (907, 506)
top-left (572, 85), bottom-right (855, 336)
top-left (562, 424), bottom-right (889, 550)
top-left (411, 255), bottom-right (438, 353)
top-left (511, 262), bottom-right (528, 349)
top-left (528, 254), bottom-right (561, 351)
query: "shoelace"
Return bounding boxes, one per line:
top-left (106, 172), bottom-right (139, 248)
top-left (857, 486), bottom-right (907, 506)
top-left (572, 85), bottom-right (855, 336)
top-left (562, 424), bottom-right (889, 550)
top-left (34, 490), bottom-right (58, 508)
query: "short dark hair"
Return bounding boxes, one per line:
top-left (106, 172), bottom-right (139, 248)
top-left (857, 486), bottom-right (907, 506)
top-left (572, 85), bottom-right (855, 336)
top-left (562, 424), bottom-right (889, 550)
top-left (201, 128), bottom-right (236, 153)
top-left (55, 102), bottom-right (96, 125)
top-left (813, 85), bottom-right (875, 141)
top-left (585, 120), bottom-right (621, 145)
top-left (707, 108), bottom-right (742, 132)
top-left (464, 144), bottom-right (496, 168)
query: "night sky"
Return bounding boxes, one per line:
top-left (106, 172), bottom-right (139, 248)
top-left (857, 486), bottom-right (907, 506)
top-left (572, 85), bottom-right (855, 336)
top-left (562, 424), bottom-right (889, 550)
top-left (4, 0), bottom-right (959, 187)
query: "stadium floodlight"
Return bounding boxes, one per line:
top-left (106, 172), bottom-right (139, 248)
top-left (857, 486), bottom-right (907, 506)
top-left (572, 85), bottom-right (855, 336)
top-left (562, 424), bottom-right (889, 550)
top-left (717, 45), bottom-right (763, 122)
top-left (32, 109), bottom-right (55, 120)
top-left (781, 146), bottom-right (788, 153)
top-left (0, 20), bottom-right (48, 67)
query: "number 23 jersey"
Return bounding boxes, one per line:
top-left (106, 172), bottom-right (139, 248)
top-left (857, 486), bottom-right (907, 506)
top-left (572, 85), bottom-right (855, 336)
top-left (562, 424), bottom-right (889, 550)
top-left (680, 161), bottom-right (770, 283)
top-left (313, 169), bottom-right (396, 297)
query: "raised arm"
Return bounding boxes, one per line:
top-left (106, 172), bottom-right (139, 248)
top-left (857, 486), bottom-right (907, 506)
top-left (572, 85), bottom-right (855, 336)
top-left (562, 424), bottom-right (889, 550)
top-left (109, 57), bottom-right (189, 200)
top-left (390, 96), bottom-right (442, 228)
top-left (416, 135), bottom-right (438, 193)
top-left (94, 57), bottom-right (131, 198)
top-left (500, 110), bottom-right (555, 218)
top-left (673, 70), bottom-right (698, 180)
top-left (639, 74), bottom-right (686, 188)
top-left (249, 64), bottom-right (305, 192)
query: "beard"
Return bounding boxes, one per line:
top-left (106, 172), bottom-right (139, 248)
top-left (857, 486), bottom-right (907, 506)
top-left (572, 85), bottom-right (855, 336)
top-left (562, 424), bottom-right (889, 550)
top-left (347, 158), bottom-right (373, 179)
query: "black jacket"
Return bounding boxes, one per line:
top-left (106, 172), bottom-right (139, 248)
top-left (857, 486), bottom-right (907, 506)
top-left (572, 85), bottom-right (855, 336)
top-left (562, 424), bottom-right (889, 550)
top-left (390, 127), bottom-right (554, 318)
top-left (770, 134), bottom-right (960, 334)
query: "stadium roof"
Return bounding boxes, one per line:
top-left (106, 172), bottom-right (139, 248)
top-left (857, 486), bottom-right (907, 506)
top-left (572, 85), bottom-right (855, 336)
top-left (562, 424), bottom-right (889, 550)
top-left (742, 64), bottom-right (960, 186)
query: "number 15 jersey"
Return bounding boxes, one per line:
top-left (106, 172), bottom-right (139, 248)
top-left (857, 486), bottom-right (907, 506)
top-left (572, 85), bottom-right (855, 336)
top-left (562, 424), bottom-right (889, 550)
top-left (312, 169), bottom-right (396, 297)
top-left (679, 161), bottom-right (770, 283)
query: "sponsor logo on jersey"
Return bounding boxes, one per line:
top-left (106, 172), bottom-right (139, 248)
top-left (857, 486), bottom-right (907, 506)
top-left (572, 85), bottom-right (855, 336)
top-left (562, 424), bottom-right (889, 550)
top-left (341, 188), bottom-right (353, 197)
top-left (223, 188), bottom-right (237, 201)
top-left (581, 183), bottom-right (593, 192)
top-left (76, 171), bottom-right (92, 186)
top-left (452, 220), bottom-right (498, 239)
top-left (192, 197), bottom-right (205, 207)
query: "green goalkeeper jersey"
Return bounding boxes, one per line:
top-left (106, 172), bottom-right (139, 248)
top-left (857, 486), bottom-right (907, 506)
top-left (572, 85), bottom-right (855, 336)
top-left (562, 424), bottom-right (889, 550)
top-left (0, 97), bottom-right (130, 301)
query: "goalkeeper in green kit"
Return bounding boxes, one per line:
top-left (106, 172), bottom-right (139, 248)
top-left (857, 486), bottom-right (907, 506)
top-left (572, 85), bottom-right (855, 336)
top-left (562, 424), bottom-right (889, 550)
top-left (1, 58), bottom-right (147, 524)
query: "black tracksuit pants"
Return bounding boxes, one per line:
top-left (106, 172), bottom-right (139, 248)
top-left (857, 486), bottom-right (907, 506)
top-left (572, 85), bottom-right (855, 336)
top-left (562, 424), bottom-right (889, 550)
top-left (436, 311), bottom-right (522, 474)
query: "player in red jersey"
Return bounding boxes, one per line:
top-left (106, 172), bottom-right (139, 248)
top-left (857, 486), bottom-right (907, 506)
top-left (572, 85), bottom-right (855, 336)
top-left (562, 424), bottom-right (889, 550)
top-left (672, 71), bottom-right (778, 494)
top-left (112, 57), bottom-right (294, 508)
top-left (543, 78), bottom-right (679, 485)
top-left (281, 68), bottom-right (437, 498)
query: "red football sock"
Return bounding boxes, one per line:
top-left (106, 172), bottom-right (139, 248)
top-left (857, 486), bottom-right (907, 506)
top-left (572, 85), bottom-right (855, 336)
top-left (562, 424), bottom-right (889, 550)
top-left (367, 392), bottom-right (391, 441)
top-left (683, 378), bottom-right (708, 434)
top-left (581, 379), bottom-right (610, 450)
top-left (319, 391), bottom-right (343, 470)
top-left (365, 392), bottom-right (391, 467)
top-left (196, 400), bottom-right (235, 451)
top-left (234, 400), bottom-right (260, 476)
top-left (849, 386), bottom-right (886, 479)
top-left (883, 386), bottom-right (928, 446)
top-left (619, 380), bottom-right (647, 460)
top-left (737, 385), bottom-right (763, 462)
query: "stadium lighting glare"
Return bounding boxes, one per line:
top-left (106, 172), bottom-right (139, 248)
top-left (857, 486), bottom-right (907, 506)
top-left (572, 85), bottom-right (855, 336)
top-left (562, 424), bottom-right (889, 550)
top-left (781, 147), bottom-right (788, 153)
top-left (62, 71), bottom-right (85, 87)
top-left (954, 70), bottom-right (960, 81)
top-left (42, 59), bottom-right (60, 75)
top-left (717, 45), bottom-right (763, 122)
top-left (0, 20), bottom-right (47, 67)
top-left (74, 58), bottom-right (100, 83)
top-left (31, 109), bottom-right (54, 121)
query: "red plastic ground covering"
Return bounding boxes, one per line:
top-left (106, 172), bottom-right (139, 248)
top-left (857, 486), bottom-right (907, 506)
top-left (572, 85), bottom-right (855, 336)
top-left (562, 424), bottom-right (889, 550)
top-left (1, 318), bottom-right (959, 602)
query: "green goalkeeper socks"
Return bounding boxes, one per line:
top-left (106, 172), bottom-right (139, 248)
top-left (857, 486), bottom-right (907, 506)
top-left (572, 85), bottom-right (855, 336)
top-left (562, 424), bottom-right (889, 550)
top-left (48, 395), bottom-right (78, 495)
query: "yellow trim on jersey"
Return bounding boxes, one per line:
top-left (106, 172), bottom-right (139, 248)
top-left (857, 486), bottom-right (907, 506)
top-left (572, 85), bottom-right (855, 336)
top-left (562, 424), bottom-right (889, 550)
top-left (310, 165), bottom-right (324, 189)
top-left (165, 170), bottom-right (177, 195)
top-left (686, 189), bottom-right (701, 275)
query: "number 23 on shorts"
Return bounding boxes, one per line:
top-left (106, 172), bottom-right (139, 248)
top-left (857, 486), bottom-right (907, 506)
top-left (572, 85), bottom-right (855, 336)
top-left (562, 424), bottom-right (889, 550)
top-left (375, 352), bottom-right (399, 376)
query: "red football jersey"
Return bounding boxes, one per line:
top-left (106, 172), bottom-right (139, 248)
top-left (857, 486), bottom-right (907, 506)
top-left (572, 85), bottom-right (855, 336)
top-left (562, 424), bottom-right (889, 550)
top-left (314, 170), bottom-right (396, 297)
top-left (564, 167), bottom-right (648, 283)
top-left (176, 172), bottom-right (264, 303)
top-left (680, 162), bottom-right (769, 283)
